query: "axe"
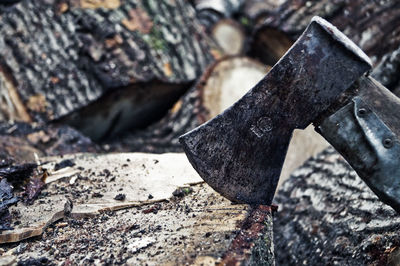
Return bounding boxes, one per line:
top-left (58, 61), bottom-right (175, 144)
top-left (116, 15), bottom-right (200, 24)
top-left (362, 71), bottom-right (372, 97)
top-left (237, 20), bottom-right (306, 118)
top-left (179, 16), bottom-right (400, 213)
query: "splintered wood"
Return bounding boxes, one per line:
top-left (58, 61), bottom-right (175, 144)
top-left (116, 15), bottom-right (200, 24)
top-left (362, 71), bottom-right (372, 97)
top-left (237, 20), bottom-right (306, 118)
top-left (0, 153), bottom-right (274, 265)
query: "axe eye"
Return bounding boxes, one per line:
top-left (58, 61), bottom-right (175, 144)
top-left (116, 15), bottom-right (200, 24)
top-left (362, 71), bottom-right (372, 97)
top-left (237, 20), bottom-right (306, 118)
top-left (383, 138), bottom-right (393, 149)
top-left (358, 108), bottom-right (367, 116)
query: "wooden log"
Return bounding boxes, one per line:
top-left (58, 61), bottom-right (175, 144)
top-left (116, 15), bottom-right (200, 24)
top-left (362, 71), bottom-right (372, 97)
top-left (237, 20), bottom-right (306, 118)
top-left (106, 56), bottom-right (269, 153)
top-left (194, 0), bottom-right (243, 18)
top-left (251, 0), bottom-right (400, 93)
top-left (372, 46), bottom-right (400, 96)
top-left (1, 152), bottom-right (275, 265)
top-left (241, 0), bottom-right (283, 26)
top-left (193, 0), bottom-right (246, 55)
top-left (0, 0), bottom-right (219, 140)
top-left (274, 147), bottom-right (400, 265)
top-left (244, 0), bottom-right (294, 65)
top-left (193, 0), bottom-right (284, 56)
top-left (193, 0), bottom-right (282, 28)
top-left (210, 19), bottom-right (246, 56)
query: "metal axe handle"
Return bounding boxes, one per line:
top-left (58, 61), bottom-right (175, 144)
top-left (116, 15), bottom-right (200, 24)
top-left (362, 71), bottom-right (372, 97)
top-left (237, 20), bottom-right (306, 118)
top-left (318, 76), bottom-right (400, 213)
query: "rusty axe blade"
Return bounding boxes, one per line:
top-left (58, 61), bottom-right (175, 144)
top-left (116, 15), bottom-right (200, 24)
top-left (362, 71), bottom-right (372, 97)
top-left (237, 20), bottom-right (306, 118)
top-left (179, 16), bottom-right (372, 205)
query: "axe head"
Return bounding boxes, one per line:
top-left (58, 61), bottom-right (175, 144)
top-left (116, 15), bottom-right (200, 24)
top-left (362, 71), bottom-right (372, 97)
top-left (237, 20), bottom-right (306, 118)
top-left (180, 17), bottom-right (372, 205)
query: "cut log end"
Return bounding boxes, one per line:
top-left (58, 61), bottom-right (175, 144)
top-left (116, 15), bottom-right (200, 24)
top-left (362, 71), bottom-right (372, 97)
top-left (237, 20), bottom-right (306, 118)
top-left (201, 56), bottom-right (269, 119)
top-left (211, 19), bottom-right (246, 56)
top-left (242, 0), bottom-right (283, 24)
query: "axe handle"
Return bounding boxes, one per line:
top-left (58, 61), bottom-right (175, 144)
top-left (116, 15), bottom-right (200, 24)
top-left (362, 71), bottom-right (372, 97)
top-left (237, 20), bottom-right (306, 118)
top-left (317, 76), bottom-right (400, 213)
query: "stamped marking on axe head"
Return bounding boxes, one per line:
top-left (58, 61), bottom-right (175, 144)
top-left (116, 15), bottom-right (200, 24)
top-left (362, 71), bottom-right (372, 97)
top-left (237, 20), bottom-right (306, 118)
top-left (179, 16), bottom-right (372, 205)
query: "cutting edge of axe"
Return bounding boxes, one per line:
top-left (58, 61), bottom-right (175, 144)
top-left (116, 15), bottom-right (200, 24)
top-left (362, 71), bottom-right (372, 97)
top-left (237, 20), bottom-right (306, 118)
top-left (179, 16), bottom-right (400, 213)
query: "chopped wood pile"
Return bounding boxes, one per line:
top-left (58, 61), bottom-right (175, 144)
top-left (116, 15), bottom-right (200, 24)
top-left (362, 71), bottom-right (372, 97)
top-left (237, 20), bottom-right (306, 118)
top-left (0, 0), bottom-right (400, 265)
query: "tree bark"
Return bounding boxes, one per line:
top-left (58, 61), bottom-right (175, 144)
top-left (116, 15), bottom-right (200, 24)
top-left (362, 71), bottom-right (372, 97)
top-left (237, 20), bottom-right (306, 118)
top-left (106, 56), bottom-right (269, 153)
top-left (252, 0), bottom-right (400, 93)
top-left (372, 46), bottom-right (400, 96)
top-left (0, 0), bottom-right (219, 139)
top-left (274, 147), bottom-right (400, 265)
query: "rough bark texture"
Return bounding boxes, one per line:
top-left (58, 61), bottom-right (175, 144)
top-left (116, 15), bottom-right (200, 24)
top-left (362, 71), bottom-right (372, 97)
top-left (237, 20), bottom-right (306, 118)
top-left (106, 56), bottom-right (268, 153)
top-left (221, 205), bottom-right (276, 266)
top-left (0, 0), bottom-right (218, 138)
top-left (274, 147), bottom-right (400, 265)
top-left (254, 0), bottom-right (400, 93)
top-left (372, 45), bottom-right (400, 96)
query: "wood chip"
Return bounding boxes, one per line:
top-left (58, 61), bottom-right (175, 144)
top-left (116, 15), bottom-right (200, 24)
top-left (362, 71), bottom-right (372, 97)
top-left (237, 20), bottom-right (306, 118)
top-left (26, 94), bottom-right (47, 113)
